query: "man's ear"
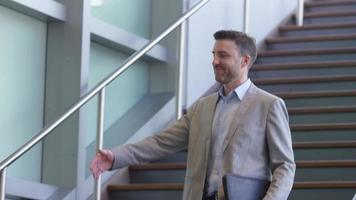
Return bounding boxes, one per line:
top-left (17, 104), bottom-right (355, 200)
top-left (241, 55), bottom-right (251, 68)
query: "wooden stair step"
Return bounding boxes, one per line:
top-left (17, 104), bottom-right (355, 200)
top-left (288, 105), bottom-right (356, 114)
top-left (293, 140), bottom-right (356, 149)
top-left (258, 47), bottom-right (356, 57)
top-left (291, 122), bottom-right (356, 131)
top-left (107, 183), bottom-right (184, 191)
top-left (265, 34), bottom-right (356, 43)
top-left (130, 160), bottom-right (356, 171)
top-left (297, 160), bottom-right (356, 168)
top-left (293, 181), bottom-right (356, 189)
top-left (107, 182), bottom-right (356, 190)
top-left (252, 60), bottom-right (356, 71)
top-left (274, 90), bottom-right (356, 99)
top-left (303, 10), bottom-right (356, 18)
top-left (279, 22), bottom-right (356, 31)
top-left (253, 75), bottom-right (356, 85)
top-left (305, 0), bottom-right (356, 7)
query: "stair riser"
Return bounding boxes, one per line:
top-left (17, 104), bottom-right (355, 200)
top-left (303, 15), bottom-right (356, 24)
top-left (290, 113), bottom-right (356, 124)
top-left (305, 4), bottom-right (356, 13)
top-left (289, 188), bottom-right (356, 200)
top-left (250, 67), bottom-right (356, 79)
top-left (267, 40), bottom-right (356, 50)
top-left (280, 27), bottom-right (356, 37)
top-left (293, 130), bottom-right (356, 142)
top-left (130, 170), bottom-right (185, 184)
top-left (257, 81), bottom-right (356, 93)
top-left (256, 53), bottom-right (356, 64)
top-left (285, 96), bottom-right (356, 107)
top-left (295, 148), bottom-right (356, 160)
top-left (295, 167), bottom-right (356, 181)
top-left (109, 190), bottom-right (182, 200)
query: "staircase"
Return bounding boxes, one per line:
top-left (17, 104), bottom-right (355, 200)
top-left (107, 0), bottom-right (356, 199)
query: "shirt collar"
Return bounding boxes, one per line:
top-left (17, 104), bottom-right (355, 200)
top-left (218, 78), bottom-right (251, 101)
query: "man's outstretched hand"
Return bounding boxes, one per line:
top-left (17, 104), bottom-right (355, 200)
top-left (90, 149), bottom-right (114, 179)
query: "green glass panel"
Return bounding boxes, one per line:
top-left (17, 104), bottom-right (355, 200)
top-left (84, 42), bottom-right (149, 146)
top-left (0, 5), bottom-right (46, 182)
top-left (91, 0), bottom-right (151, 39)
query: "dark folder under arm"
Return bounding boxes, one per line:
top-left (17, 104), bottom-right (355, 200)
top-left (222, 174), bottom-right (270, 200)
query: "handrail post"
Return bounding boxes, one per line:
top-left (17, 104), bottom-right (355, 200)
top-left (94, 88), bottom-right (106, 200)
top-left (243, 0), bottom-right (250, 33)
top-left (0, 168), bottom-right (6, 200)
top-left (176, 14), bottom-right (188, 120)
top-left (297, 0), bottom-right (304, 26)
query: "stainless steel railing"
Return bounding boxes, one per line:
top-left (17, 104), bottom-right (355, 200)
top-left (0, 0), bottom-right (210, 199)
top-left (297, 0), bottom-right (305, 26)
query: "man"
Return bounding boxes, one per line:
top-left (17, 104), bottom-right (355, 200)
top-left (90, 30), bottom-right (295, 200)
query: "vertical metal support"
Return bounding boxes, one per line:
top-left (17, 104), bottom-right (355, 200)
top-left (0, 168), bottom-right (6, 200)
top-left (243, 0), bottom-right (250, 33)
top-left (297, 0), bottom-right (304, 26)
top-left (94, 88), bottom-right (105, 200)
top-left (176, 21), bottom-right (187, 120)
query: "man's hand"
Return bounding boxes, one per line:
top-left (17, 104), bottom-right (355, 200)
top-left (90, 149), bottom-right (114, 179)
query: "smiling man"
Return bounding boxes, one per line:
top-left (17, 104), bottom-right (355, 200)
top-left (91, 30), bottom-right (295, 200)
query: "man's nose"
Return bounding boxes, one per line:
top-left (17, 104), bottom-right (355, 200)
top-left (212, 57), bottom-right (219, 65)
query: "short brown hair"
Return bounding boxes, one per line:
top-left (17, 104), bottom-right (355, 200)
top-left (213, 30), bottom-right (257, 67)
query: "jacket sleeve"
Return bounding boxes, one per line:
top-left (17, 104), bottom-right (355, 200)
top-left (263, 98), bottom-right (296, 200)
top-left (110, 101), bottom-right (198, 169)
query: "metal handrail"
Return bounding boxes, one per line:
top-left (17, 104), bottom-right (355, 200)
top-left (243, 0), bottom-right (250, 33)
top-left (0, 0), bottom-right (210, 199)
top-left (297, 0), bottom-right (304, 26)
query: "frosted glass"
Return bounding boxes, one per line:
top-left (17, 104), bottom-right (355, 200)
top-left (0, 5), bottom-right (47, 182)
top-left (91, 0), bottom-right (151, 39)
top-left (84, 42), bottom-right (149, 146)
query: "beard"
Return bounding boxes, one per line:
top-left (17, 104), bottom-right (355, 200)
top-left (214, 70), bottom-right (233, 84)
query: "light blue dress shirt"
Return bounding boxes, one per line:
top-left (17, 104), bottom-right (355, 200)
top-left (205, 79), bottom-right (252, 196)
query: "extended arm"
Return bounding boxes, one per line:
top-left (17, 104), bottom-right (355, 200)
top-left (264, 98), bottom-right (296, 200)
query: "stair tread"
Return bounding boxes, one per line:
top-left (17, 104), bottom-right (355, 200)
top-left (305, 0), bottom-right (356, 7)
top-left (293, 140), bottom-right (356, 148)
top-left (303, 10), bottom-right (356, 18)
top-left (258, 47), bottom-right (356, 56)
top-left (297, 160), bottom-right (356, 167)
top-left (294, 181), bottom-right (356, 188)
top-left (107, 181), bottom-right (356, 191)
top-left (279, 22), bottom-right (356, 31)
top-left (253, 75), bottom-right (356, 85)
top-left (288, 105), bottom-right (356, 114)
top-left (274, 90), bottom-right (356, 98)
top-left (252, 60), bottom-right (356, 71)
top-left (130, 160), bottom-right (356, 171)
top-left (107, 183), bottom-right (183, 191)
top-left (291, 122), bottom-right (356, 131)
top-left (266, 33), bottom-right (356, 43)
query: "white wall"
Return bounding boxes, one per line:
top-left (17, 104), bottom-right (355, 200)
top-left (185, 0), bottom-right (298, 106)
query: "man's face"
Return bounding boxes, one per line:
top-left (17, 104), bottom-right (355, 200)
top-left (212, 39), bottom-right (247, 85)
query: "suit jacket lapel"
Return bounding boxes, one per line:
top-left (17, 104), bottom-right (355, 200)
top-left (203, 93), bottom-right (219, 161)
top-left (222, 84), bottom-right (258, 152)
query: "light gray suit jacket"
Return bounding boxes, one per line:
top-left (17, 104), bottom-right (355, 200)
top-left (111, 83), bottom-right (295, 200)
